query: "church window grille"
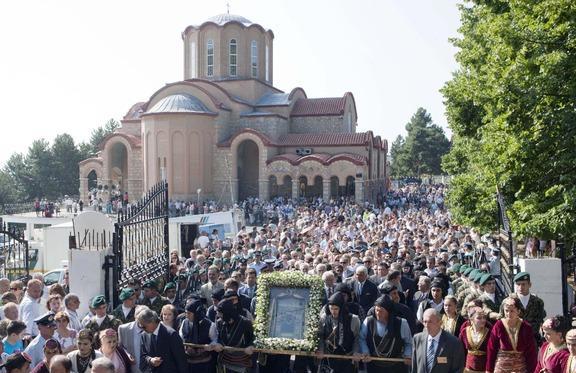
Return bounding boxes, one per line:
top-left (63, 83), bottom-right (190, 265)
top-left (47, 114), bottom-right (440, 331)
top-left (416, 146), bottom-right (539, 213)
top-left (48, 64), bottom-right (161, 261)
top-left (207, 39), bottom-right (214, 77)
top-left (251, 40), bottom-right (258, 78)
top-left (229, 39), bottom-right (238, 76)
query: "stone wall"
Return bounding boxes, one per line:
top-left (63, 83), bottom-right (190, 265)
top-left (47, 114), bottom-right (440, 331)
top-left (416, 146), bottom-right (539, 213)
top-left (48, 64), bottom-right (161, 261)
top-left (290, 116), bottom-right (345, 134)
top-left (233, 116), bottom-right (288, 140)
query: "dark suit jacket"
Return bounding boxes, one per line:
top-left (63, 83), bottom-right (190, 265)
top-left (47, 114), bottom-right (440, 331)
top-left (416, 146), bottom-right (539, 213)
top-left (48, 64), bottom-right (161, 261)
top-left (401, 276), bottom-right (417, 305)
top-left (140, 323), bottom-right (187, 373)
top-left (349, 279), bottom-right (378, 313)
top-left (411, 330), bottom-right (464, 373)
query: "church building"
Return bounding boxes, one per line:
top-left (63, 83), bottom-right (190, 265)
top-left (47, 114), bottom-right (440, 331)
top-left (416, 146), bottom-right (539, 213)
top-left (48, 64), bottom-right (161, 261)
top-left (78, 14), bottom-right (388, 204)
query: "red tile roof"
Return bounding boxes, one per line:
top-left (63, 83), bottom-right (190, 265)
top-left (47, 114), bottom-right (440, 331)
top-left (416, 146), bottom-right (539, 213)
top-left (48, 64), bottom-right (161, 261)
top-left (275, 132), bottom-right (371, 146)
top-left (267, 153), bottom-right (367, 166)
top-left (290, 97), bottom-right (346, 117)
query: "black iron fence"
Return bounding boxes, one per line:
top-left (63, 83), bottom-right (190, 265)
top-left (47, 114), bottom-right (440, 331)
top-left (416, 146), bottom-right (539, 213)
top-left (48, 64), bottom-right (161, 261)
top-left (107, 181), bottom-right (169, 307)
top-left (0, 222), bottom-right (30, 281)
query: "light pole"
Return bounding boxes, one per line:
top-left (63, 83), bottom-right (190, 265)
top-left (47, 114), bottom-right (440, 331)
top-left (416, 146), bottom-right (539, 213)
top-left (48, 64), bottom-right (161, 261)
top-left (196, 188), bottom-right (202, 210)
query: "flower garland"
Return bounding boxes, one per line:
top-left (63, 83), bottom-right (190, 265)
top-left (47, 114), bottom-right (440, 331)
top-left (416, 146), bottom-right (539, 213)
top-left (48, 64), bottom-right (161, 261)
top-left (254, 271), bottom-right (324, 352)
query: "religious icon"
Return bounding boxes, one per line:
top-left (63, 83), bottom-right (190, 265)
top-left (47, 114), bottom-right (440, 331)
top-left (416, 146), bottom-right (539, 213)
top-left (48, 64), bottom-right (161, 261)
top-left (268, 287), bottom-right (310, 340)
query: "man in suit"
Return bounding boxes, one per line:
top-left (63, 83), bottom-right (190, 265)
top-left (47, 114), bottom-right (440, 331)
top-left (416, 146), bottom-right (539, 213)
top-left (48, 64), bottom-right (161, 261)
top-left (200, 265), bottom-right (224, 306)
top-left (321, 270), bottom-right (336, 305)
top-left (347, 265), bottom-right (378, 314)
top-left (370, 261), bottom-right (390, 286)
top-left (411, 308), bottom-right (464, 373)
top-left (118, 305), bottom-right (149, 373)
top-left (238, 268), bottom-right (258, 299)
top-left (138, 308), bottom-right (187, 373)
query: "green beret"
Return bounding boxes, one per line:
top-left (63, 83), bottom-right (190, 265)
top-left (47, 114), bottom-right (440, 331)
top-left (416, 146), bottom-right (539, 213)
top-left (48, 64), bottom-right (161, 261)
top-left (464, 267), bottom-right (474, 276)
top-left (459, 264), bottom-right (469, 274)
top-left (479, 273), bottom-right (494, 286)
top-left (514, 271), bottom-right (530, 283)
top-left (164, 282), bottom-right (176, 292)
top-left (451, 264), bottom-right (462, 273)
top-left (91, 295), bottom-right (107, 308)
top-left (473, 271), bottom-right (485, 283)
top-left (142, 280), bottom-right (158, 290)
top-left (468, 268), bottom-right (479, 278)
top-left (119, 287), bottom-right (135, 302)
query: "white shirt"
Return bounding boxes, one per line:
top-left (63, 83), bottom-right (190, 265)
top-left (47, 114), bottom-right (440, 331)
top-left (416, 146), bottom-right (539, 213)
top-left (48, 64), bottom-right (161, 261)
top-left (518, 293), bottom-right (530, 308)
top-left (24, 334), bottom-right (46, 368)
top-left (64, 308), bottom-right (82, 331)
top-left (19, 294), bottom-right (42, 336)
top-left (427, 332), bottom-right (441, 357)
top-left (122, 305), bottom-right (132, 318)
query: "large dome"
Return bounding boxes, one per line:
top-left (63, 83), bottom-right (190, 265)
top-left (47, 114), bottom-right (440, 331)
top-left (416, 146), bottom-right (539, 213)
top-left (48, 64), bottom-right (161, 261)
top-left (206, 13), bottom-right (253, 26)
top-left (147, 94), bottom-right (214, 114)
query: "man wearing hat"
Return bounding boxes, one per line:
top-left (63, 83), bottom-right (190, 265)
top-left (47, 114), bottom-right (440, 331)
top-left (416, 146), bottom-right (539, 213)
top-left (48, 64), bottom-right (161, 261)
top-left (141, 280), bottom-right (170, 315)
top-left (510, 271), bottom-right (546, 344)
top-left (112, 287), bottom-right (137, 324)
top-left (23, 312), bottom-right (56, 368)
top-left (477, 273), bottom-right (502, 321)
top-left (163, 282), bottom-right (177, 305)
top-left (206, 288), bottom-right (225, 322)
top-left (85, 295), bottom-right (121, 349)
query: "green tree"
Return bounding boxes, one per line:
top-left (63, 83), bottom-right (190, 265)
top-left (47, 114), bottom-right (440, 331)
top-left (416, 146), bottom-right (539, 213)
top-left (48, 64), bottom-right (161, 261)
top-left (390, 108), bottom-right (451, 177)
top-left (4, 153), bottom-right (31, 200)
top-left (87, 118), bottom-right (120, 156)
top-left (51, 134), bottom-right (83, 196)
top-left (441, 0), bottom-right (576, 241)
top-left (25, 139), bottom-right (55, 199)
top-left (0, 170), bottom-right (17, 208)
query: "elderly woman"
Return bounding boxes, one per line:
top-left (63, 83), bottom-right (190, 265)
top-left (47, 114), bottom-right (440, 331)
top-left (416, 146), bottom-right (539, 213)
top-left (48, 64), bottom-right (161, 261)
top-left (30, 338), bottom-right (62, 373)
top-left (459, 307), bottom-right (490, 373)
top-left (97, 329), bottom-right (133, 373)
top-left (534, 316), bottom-right (569, 373)
top-left (486, 295), bottom-right (537, 373)
top-left (66, 329), bottom-right (103, 373)
top-left (179, 299), bottom-right (216, 372)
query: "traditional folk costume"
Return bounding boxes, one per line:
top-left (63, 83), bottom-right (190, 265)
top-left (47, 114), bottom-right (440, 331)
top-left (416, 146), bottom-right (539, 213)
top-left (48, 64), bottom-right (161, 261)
top-left (459, 323), bottom-right (491, 373)
top-left (441, 313), bottom-right (465, 337)
top-left (216, 299), bottom-right (254, 373)
top-left (318, 293), bottom-right (360, 373)
top-left (179, 299), bottom-right (216, 373)
top-left (486, 319), bottom-right (537, 373)
top-left (534, 341), bottom-right (569, 373)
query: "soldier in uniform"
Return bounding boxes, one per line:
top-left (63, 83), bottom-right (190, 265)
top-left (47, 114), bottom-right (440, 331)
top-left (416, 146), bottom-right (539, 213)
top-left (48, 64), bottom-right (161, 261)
top-left (140, 280), bottom-right (170, 315)
top-left (111, 287), bottom-right (136, 324)
top-left (509, 271), bottom-right (546, 345)
top-left (477, 273), bottom-right (502, 321)
top-left (462, 271), bottom-right (484, 314)
top-left (84, 295), bottom-right (121, 349)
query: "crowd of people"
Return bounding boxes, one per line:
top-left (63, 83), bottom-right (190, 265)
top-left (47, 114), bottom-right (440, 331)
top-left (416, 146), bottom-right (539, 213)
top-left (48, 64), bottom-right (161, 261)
top-left (0, 184), bottom-right (569, 373)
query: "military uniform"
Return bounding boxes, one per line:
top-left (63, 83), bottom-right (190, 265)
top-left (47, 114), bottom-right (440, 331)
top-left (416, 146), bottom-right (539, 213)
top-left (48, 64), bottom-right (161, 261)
top-left (507, 272), bottom-right (546, 345)
top-left (85, 295), bottom-right (122, 349)
top-left (141, 295), bottom-right (170, 315)
top-left (111, 305), bottom-right (135, 324)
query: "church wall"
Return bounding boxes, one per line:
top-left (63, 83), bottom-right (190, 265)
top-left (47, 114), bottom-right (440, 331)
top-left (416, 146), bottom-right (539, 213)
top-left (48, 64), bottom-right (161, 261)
top-left (117, 121), bottom-right (141, 137)
top-left (279, 145), bottom-right (367, 157)
top-left (290, 116), bottom-right (345, 134)
top-left (234, 116), bottom-right (288, 140)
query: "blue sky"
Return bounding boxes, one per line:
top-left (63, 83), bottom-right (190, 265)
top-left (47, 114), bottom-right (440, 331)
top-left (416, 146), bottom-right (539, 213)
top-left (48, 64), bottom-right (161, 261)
top-left (0, 0), bottom-right (461, 165)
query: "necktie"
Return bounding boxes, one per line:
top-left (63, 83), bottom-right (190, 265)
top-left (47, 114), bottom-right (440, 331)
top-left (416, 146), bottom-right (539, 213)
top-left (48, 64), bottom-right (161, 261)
top-left (328, 287), bottom-right (333, 297)
top-left (358, 282), bottom-right (363, 295)
top-left (150, 333), bottom-right (157, 355)
top-left (427, 338), bottom-right (436, 373)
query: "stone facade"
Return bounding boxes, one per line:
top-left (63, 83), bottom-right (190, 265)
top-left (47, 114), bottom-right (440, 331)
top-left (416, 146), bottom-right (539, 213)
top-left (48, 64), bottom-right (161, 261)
top-left (78, 14), bottom-right (388, 205)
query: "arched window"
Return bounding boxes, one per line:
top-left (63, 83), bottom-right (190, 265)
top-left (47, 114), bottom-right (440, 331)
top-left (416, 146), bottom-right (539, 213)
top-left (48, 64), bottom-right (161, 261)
top-left (189, 41), bottom-right (196, 78)
top-left (251, 40), bottom-right (258, 78)
top-left (206, 40), bottom-right (214, 77)
top-left (265, 44), bottom-right (270, 81)
top-left (229, 39), bottom-right (237, 76)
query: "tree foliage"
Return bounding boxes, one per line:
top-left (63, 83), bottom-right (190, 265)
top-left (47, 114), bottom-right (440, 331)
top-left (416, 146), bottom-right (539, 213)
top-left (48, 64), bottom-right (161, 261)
top-left (390, 108), bottom-right (451, 178)
top-left (442, 0), bottom-right (576, 240)
top-left (0, 119), bottom-right (120, 202)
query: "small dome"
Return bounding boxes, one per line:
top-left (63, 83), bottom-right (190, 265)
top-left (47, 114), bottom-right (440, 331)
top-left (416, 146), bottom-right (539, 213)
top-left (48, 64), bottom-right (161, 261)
top-left (147, 94), bottom-right (214, 114)
top-left (207, 13), bottom-right (253, 26)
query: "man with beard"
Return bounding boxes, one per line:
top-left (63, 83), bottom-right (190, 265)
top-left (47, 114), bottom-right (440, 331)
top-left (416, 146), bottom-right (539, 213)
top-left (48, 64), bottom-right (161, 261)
top-left (213, 299), bottom-right (254, 373)
top-left (317, 293), bottom-right (362, 373)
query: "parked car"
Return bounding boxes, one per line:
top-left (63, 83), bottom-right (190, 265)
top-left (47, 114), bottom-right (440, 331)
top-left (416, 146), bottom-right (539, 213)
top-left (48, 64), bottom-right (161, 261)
top-left (43, 268), bottom-right (67, 286)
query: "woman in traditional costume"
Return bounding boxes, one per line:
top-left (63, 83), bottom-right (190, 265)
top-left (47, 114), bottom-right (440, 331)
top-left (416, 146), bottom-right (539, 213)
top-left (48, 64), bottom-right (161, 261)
top-left (534, 316), bottom-right (569, 373)
top-left (441, 295), bottom-right (465, 336)
top-left (486, 295), bottom-right (537, 373)
top-left (459, 307), bottom-right (490, 373)
top-left (97, 328), bottom-right (133, 373)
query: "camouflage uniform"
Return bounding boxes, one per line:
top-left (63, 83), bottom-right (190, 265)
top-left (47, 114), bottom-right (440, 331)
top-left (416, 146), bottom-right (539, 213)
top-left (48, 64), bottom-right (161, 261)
top-left (141, 296), bottom-right (170, 315)
top-left (111, 305), bottom-right (135, 324)
top-left (85, 314), bottom-right (122, 349)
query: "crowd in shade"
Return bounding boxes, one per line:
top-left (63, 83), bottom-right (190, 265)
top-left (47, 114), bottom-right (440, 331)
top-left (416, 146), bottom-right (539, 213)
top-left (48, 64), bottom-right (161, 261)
top-left (0, 183), bottom-right (569, 373)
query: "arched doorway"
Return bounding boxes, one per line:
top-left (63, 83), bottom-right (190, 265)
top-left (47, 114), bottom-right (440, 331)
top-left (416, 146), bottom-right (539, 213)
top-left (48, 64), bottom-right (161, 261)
top-left (330, 176), bottom-right (340, 199)
top-left (269, 176), bottom-right (278, 199)
top-left (237, 140), bottom-right (259, 200)
top-left (87, 170), bottom-right (98, 192)
top-left (309, 176), bottom-right (323, 198)
top-left (345, 176), bottom-right (355, 197)
top-left (280, 175), bottom-right (292, 199)
top-left (109, 142), bottom-right (128, 190)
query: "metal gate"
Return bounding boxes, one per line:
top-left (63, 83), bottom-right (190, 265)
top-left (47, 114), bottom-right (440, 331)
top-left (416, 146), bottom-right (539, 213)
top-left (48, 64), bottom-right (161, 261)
top-left (108, 181), bottom-right (169, 307)
top-left (0, 221), bottom-right (30, 281)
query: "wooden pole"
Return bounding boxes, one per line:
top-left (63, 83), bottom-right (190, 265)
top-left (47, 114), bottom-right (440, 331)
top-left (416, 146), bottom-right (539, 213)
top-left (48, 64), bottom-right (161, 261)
top-left (183, 343), bottom-right (406, 362)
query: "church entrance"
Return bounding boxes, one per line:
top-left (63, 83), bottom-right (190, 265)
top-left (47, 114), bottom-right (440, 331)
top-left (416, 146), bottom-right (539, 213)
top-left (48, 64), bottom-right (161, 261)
top-left (109, 142), bottom-right (128, 191)
top-left (237, 140), bottom-right (259, 201)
